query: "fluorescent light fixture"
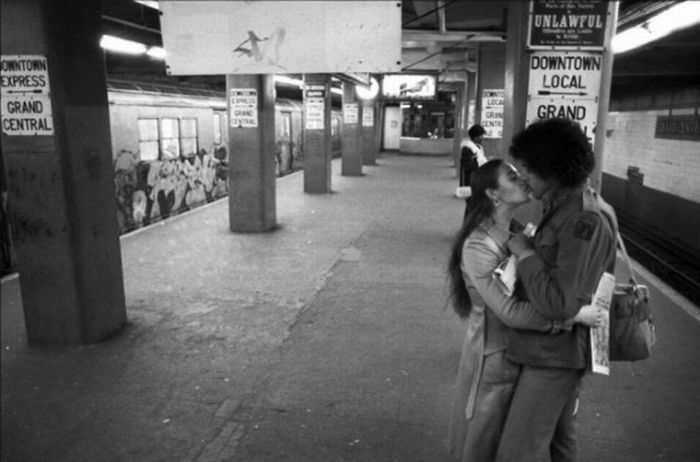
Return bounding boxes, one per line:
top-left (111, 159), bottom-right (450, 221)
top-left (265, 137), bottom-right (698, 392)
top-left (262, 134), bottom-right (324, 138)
top-left (135, 1), bottom-right (160, 10)
top-left (274, 75), bottom-right (304, 88)
top-left (355, 77), bottom-right (380, 100)
top-left (147, 46), bottom-right (167, 59)
top-left (100, 35), bottom-right (147, 55)
top-left (613, 1), bottom-right (700, 54)
top-left (331, 87), bottom-right (344, 96)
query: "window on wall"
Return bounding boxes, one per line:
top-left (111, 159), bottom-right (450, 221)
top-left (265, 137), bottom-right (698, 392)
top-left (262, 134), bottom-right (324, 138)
top-left (281, 112), bottom-right (292, 138)
top-left (160, 118), bottom-right (180, 159)
top-left (213, 112), bottom-right (222, 145)
top-left (138, 118), bottom-right (159, 161)
top-left (180, 118), bottom-right (198, 156)
top-left (331, 116), bottom-right (339, 137)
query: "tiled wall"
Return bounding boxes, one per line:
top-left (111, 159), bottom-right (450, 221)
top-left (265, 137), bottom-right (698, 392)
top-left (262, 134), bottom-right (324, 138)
top-left (603, 108), bottom-right (700, 203)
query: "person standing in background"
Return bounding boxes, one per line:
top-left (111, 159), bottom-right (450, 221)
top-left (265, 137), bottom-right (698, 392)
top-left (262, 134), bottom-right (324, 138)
top-left (459, 125), bottom-right (488, 220)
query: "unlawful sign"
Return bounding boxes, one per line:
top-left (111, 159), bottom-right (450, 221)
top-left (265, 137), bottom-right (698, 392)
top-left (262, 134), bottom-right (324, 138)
top-left (1, 55), bottom-right (54, 136)
top-left (362, 106), bottom-right (374, 127)
top-left (528, 0), bottom-right (610, 50)
top-left (482, 89), bottom-right (504, 139)
top-left (344, 103), bottom-right (358, 125)
top-left (528, 51), bottom-right (601, 99)
top-left (160, 1), bottom-right (401, 75)
top-left (526, 97), bottom-right (598, 144)
top-left (229, 89), bottom-right (258, 128)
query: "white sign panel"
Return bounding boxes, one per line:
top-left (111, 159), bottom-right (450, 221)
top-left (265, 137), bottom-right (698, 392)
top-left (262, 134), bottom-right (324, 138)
top-left (305, 99), bottom-right (324, 130)
top-left (481, 89), bottom-right (504, 139)
top-left (160, 1), bottom-right (401, 75)
top-left (526, 97), bottom-right (598, 144)
top-left (528, 51), bottom-right (602, 99)
top-left (229, 89), bottom-right (258, 128)
top-left (344, 103), bottom-right (358, 125)
top-left (1, 55), bottom-right (54, 136)
top-left (362, 107), bottom-right (374, 127)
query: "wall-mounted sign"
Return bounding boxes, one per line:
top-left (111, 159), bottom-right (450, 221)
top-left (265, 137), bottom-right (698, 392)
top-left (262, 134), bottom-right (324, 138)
top-left (160, 1), bottom-right (401, 74)
top-left (1, 55), bottom-right (54, 136)
top-left (527, 51), bottom-right (602, 99)
top-left (305, 85), bottom-right (325, 130)
top-left (655, 115), bottom-right (700, 141)
top-left (344, 103), bottom-right (359, 124)
top-left (229, 88), bottom-right (258, 127)
top-left (362, 106), bottom-right (374, 127)
top-left (381, 74), bottom-right (437, 101)
top-left (526, 97), bottom-right (598, 144)
top-left (481, 89), bottom-right (504, 139)
top-left (528, 0), bottom-right (610, 50)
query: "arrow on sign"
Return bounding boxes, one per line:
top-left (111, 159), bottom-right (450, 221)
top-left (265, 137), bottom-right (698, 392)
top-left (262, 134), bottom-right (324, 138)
top-left (537, 91), bottom-right (589, 97)
top-left (4, 89), bottom-right (44, 94)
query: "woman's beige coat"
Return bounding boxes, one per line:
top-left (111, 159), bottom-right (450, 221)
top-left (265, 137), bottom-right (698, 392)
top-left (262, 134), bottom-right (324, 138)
top-left (447, 220), bottom-right (554, 462)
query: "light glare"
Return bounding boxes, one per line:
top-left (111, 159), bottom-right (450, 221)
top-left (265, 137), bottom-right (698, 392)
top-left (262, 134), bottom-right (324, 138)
top-left (613, 1), bottom-right (700, 54)
top-left (100, 35), bottom-right (147, 55)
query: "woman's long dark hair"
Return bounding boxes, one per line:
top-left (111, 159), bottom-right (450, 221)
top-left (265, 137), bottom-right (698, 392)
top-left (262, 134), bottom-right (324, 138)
top-left (448, 159), bottom-right (504, 319)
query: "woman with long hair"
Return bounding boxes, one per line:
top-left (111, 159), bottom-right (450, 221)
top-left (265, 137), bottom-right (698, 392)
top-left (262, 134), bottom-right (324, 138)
top-left (446, 159), bottom-right (601, 461)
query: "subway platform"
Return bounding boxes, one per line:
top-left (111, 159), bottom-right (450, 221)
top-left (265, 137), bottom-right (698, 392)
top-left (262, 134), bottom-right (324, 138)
top-left (2, 154), bottom-right (700, 462)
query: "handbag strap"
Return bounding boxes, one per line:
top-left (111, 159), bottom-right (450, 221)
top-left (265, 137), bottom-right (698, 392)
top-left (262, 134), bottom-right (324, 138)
top-left (616, 232), bottom-right (638, 286)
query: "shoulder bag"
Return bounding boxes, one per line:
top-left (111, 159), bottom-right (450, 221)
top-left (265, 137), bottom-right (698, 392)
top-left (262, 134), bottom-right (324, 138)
top-left (610, 233), bottom-right (656, 361)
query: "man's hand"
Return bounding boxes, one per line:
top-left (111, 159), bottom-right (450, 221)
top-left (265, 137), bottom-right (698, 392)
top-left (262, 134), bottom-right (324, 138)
top-left (573, 304), bottom-right (604, 327)
top-left (507, 232), bottom-right (533, 259)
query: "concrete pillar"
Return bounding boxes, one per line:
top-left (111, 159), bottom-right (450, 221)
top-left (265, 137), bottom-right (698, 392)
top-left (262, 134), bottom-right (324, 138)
top-left (374, 101), bottom-right (384, 159)
top-left (302, 74), bottom-right (332, 193)
top-left (361, 101), bottom-right (376, 165)
top-left (1, 0), bottom-right (126, 344)
top-left (226, 74), bottom-right (276, 232)
top-left (476, 43), bottom-right (506, 160)
top-left (452, 81), bottom-right (468, 170)
top-left (341, 84), bottom-right (363, 176)
top-left (591, 4), bottom-right (619, 191)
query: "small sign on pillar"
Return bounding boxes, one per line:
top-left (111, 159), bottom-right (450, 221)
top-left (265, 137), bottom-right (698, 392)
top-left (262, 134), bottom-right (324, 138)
top-left (362, 106), bottom-right (374, 127)
top-left (230, 88), bottom-right (258, 127)
top-left (481, 89), bottom-right (504, 139)
top-left (1, 55), bottom-right (54, 136)
top-left (305, 84), bottom-right (325, 130)
top-left (344, 103), bottom-right (359, 124)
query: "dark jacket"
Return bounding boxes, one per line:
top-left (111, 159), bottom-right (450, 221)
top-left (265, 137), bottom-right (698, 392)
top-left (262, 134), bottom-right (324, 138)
top-left (506, 185), bottom-right (618, 369)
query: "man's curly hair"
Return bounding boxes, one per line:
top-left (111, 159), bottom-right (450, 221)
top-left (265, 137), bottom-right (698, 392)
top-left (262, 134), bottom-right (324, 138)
top-left (509, 118), bottom-right (595, 187)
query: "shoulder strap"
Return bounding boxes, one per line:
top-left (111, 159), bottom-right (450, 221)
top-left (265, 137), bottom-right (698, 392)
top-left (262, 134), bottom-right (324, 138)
top-left (616, 233), bottom-right (638, 286)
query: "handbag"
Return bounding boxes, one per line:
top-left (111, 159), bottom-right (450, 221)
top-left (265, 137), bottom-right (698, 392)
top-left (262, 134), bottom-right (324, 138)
top-left (609, 233), bottom-right (656, 361)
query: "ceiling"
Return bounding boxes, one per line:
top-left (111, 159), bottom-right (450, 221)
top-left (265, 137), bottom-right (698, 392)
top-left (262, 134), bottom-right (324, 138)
top-left (99, 1), bottom-right (700, 96)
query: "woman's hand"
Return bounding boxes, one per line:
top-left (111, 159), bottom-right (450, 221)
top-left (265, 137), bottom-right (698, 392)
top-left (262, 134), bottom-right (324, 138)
top-left (574, 304), bottom-right (604, 327)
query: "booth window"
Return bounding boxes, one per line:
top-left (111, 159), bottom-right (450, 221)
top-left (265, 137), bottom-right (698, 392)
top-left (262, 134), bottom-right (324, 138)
top-left (137, 118), bottom-right (159, 161)
top-left (180, 118), bottom-right (198, 156)
top-left (213, 112), bottom-right (223, 145)
top-left (160, 118), bottom-right (180, 159)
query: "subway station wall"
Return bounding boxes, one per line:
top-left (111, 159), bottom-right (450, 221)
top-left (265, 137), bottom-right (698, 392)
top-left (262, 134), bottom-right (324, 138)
top-left (602, 84), bottom-right (700, 251)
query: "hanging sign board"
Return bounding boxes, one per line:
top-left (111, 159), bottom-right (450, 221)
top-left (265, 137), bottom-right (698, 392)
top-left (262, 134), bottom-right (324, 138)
top-left (481, 89), bottom-right (504, 139)
top-left (304, 85), bottom-right (325, 130)
top-left (362, 106), bottom-right (374, 127)
top-left (527, 0), bottom-right (610, 50)
top-left (527, 51), bottom-right (602, 99)
top-left (526, 97), bottom-right (598, 145)
top-left (229, 89), bottom-right (258, 128)
top-left (160, 1), bottom-right (401, 75)
top-left (381, 74), bottom-right (437, 101)
top-left (344, 103), bottom-right (358, 124)
top-left (1, 55), bottom-right (54, 136)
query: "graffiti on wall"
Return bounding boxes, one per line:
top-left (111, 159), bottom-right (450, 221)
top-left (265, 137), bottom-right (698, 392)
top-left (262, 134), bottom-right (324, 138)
top-left (114, 147), bottom-right (228, 233)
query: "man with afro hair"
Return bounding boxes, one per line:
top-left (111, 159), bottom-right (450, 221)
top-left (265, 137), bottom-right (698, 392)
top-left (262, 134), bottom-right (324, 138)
top-left (495, 118), bottom-right (618, 462)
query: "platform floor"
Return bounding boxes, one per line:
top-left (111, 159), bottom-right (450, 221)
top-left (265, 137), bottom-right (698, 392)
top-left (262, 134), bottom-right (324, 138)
top-left (2, 154), bottom-right (699, 461)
